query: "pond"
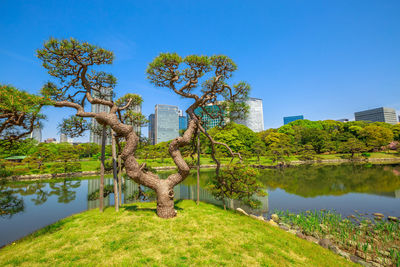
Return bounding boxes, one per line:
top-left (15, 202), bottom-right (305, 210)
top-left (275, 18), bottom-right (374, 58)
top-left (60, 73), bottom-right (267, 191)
top-left (1, 163), bottom-right (400, 248)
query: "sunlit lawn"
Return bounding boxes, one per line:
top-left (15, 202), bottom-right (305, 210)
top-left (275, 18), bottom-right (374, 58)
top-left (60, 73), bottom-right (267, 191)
top-left (0, 200), bottom-right (355, 266)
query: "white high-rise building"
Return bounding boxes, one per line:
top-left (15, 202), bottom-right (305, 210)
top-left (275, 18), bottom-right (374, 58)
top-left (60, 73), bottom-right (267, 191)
top-left (60, 133), bottom-right (68, 143)
top-left (89, 88), bottom-right (113, 145)
top-left (29, 126), bottom-right (42, 143)
top-left (154, 104), bottom-right (179, 144)
top-left (235, 98), bottom-right (264, 132)
top-left (126, 99), bottom-right (142, 136)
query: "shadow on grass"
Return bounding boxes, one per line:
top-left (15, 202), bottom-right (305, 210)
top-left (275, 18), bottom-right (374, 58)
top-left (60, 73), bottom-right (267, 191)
top-left (123, 199), bottom-right (185, 214)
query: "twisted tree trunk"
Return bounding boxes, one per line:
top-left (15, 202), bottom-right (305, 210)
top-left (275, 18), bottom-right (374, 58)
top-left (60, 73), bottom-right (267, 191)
top-left (111, 130), bottom-right (119, 211)
top-left (91, 111), bottom-right (198, 218)
top-left (99, 126), bottom-right (106, 212)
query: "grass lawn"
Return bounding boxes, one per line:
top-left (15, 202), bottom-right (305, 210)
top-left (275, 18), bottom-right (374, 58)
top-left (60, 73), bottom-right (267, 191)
top-left (0, 201), bottom-right (355, 266)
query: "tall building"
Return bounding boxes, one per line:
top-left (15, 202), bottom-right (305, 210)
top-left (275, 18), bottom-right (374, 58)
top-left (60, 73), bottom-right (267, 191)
top-left (283, 115), bottom-right (304, 125)
top-left (154, 104), bottom-right (179, 144)
top-left (29, 126), bottom-right (42, 143)
top-left (148, 114), bottom-right (155, 145)
top-left (355, 107), bottom-right (398, 125)
top-left (89, 88), bottom-right (113, 145)
top-left (194, 104), bottom-right (228, 130)
top-left (60, 133), bottom-right (68, 143)
top-left (234, 98), bottom-right (264, 132)
top-left (178, 110), bottom-right (188, 131)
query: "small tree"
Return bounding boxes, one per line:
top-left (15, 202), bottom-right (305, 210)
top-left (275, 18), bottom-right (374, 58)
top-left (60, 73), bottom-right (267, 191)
top-left (0, 84), bottom-right (48, 141)
top-left (50, 143), bottom-right (81, 173)
top-left (23, 143), bottom-right (55, 172)
top-left (252, 139), bottom-right (266, 163)
top-left (208, 164), bottom-right (265, 209)
top-left (339, 138), bottom-right (367, 158)
top-left (360, 125), bottom-right (393, 151)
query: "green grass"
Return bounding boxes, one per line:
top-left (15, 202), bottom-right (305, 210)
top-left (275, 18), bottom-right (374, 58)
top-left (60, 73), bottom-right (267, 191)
top-left (0, 201), bottom-right (355, 266)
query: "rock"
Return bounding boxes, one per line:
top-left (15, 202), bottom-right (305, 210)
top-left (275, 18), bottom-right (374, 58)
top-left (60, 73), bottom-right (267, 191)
top-left (355, 250), bottom-right (372, 262)
top-left (373, 212), bottom-right (384, 217)
top-left (325, 234), bottom-right (334, 240)
top-left (329, 245), bottom-right (340, 254)
top-left (267, 219), bottom-right (278, 227)
top-left (387, 216), bottom-right (398, 222)
top-left (236, 208), bottom-right (248, 216)
top-left (318, 238), bottom-right (332, 249)
top-left (279, 223), bottom-right (290, 231)
top-left (370, 262), bottom-right (383, 267)
top-left (296, 231), bottom-right (306, 239)
top-left (350, 255), bottom-right (371, 267)
top-left (271, 213), bottom-right (279, 223)
top-left (336, 249), bottom-right (350, 259)
top-left (250, 214), bottom-right (265, 221)
top-left (305, 235), bottom-right (318, 243)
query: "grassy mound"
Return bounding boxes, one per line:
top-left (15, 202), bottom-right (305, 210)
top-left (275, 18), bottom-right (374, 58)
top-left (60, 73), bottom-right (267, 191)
top-left (0, 201), bottom-right (355, 266)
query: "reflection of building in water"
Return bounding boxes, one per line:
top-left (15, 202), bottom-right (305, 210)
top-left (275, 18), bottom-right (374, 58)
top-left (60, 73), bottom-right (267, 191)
top-left (174, 183), bottom-right (222, 206)
top-left (395, 189), bottom-right (400, 199)
top-left (87, 178), bottom-right (112, 209)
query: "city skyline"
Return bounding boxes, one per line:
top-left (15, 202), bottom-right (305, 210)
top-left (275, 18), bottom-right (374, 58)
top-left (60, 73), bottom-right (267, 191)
top-left (1, 1), bottom-right (399, 141)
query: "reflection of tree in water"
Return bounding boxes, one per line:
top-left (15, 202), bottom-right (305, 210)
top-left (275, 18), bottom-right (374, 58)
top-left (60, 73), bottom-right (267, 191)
top-left (49, 180), bottom-right (81, 203)
top-left (6, 179), bottom-right (81, 206)
top-left (0, 180), bottom-right (24, 218)
top-left (259, 164), bottom-right (400, 197)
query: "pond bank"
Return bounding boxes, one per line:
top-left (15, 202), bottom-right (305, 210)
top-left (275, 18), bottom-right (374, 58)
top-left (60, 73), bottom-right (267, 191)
top-left (263, 210), bottom-right (400, 267)
top-left (6, 157), bottom-right (400, 181)
top-left (0, 201), bottom-right (354, 266)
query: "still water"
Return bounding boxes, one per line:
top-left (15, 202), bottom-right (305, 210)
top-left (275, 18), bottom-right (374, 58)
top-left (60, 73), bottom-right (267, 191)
top-left (1, 164), bottom-right (400, 247)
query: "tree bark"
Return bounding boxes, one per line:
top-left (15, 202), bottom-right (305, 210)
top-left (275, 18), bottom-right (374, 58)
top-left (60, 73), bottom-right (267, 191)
top-left (99, 126), bottom-right (106, 212)
top-left (196, 133), bottom-right (200, 205)
top-left (118, 154), bottom-right (122, 206)
top-left (155, 180), bottom-right (176, 218)
top-left (111, 130), bottom-right (119, 212)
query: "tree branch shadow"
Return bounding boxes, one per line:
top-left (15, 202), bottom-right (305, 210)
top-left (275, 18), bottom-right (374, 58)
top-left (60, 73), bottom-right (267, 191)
top-left (122, 199), bottom-right (184, 214)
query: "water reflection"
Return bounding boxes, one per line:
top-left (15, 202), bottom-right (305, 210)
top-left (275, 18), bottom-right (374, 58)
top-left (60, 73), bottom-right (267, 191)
top-left (0, 180), bottom-right (24, 218)
top-left (259, 164), bottom-right (400, 198)
top-left (1, 179), bottom-right (81, 217)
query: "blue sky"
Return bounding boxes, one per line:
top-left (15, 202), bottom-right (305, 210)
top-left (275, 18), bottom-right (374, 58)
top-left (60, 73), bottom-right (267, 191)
top-left (1, 0), bottom-right (399, 142)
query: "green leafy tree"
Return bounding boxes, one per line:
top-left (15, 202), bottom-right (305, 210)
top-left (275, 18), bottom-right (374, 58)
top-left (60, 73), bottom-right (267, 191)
top-left (338, 138), bottom-right (367, 158)
top-left (208, 164), bottom-right (265, 209)
top-left (0, 84), bottom-right (49, 141)
top-left (207, 123), bottom-right (258, 155)
top-left (50, 143), bottom-right (81, 173)
top-left (23, 143), bottom-right (55, 172)
top-left (77, 143), bottom-right (100, 158)
top-left (264, 132), bottom-right (293, 165)
top-left (360, 125), bottom-right (393, 151)
top-left (297, 144), bottom-right (317, 161)
top-left (300, 128), bottom-right (330, 154)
